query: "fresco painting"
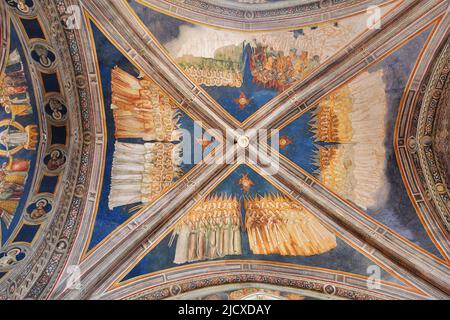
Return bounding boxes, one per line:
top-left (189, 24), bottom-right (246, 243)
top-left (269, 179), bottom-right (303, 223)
top-left (84, 2), bottom-right (440, 293)
top-left (130, 1), bottom-right (397, 122)
top-left (0, 21), bottom-right (38, 246)
top-left (278, 27), bottom-right (443, 258)
top-left (121, 165), bottom-right (404, 286)
top-left (86, 21), bottom-right (211, 251)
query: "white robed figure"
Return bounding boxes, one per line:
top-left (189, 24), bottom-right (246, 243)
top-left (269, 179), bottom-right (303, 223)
top-left (108, 141), bottom-right (183, 210)
top-left (0, 127), bottom-right (28, 148)
top-left (0, 120), bottom-right (38, 156)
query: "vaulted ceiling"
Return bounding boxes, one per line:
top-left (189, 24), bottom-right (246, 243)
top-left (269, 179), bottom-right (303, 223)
top-left (0, 0), bottom-right (449, 300)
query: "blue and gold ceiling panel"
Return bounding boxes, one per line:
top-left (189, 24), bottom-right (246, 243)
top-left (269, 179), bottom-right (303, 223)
top-left (128, 0), bottom-right (399, 123)
top-left (83, 19), bottom-right (219, 256)
top-left (277, 25), bottom-right (445, 260)
top-left (116, 164), bottom-right (414, 293)
top-left (0, 3), bottom-right (73, 287)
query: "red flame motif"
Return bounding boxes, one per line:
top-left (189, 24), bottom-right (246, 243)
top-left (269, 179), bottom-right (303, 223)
top-left (239, 174), bottom-right (255, 192)
top-left (279, 135), bottom-right (293, 150)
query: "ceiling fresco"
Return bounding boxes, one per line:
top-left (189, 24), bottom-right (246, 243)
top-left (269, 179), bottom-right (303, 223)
top-left (171, 284), bottom-right (343, 300)
top-left (0, 18), bottom-right (39, 245)
top-left (278, 27), bottom-right (444, 258)
top-left (0, 0), bottom-right (449, 301)
top-left (119, 164), bottom-right (405, 287)
top-left (130, 0), bottom-right (398, 122)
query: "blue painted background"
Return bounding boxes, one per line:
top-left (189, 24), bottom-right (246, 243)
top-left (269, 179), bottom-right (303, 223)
top-left (123, 165), bottom-right (402, 285)
top-left (1, 22), bottom-right (40, 244)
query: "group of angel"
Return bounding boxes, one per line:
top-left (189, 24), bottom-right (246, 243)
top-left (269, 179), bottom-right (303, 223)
top-left (169, 194), bottom-right (337, 264)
